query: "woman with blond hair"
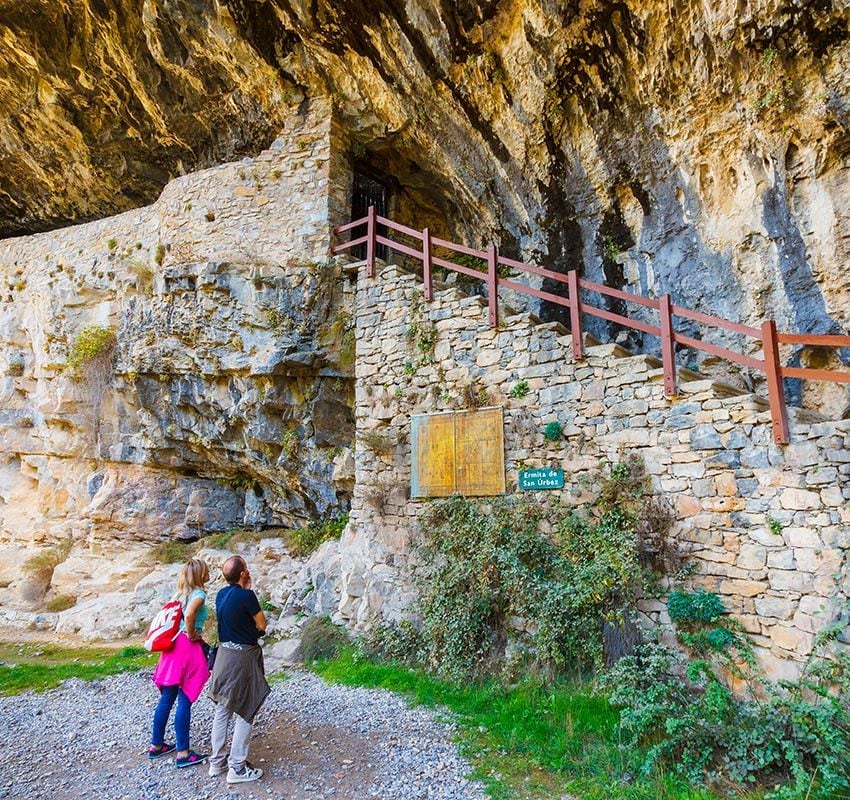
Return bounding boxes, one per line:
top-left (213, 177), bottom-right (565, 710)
top-left (148, 558), bottom-right (211, 767)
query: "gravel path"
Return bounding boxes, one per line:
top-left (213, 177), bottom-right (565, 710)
top-left (0, 669), bottom-right (487, 800)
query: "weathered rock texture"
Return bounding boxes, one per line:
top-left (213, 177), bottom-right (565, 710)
top-left (321, 262), bottom-right (849, 679)
top-left (0, 99), bottom-right (355, 602)
top-left (2, 1), bottom-right (849, 413)
top-left (0, 0), bottom-right (298, 237)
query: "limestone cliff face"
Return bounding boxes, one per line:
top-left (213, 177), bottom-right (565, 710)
top-left (0, 104), bottom-right (354, 574)
top-left (2, 1), bottom-right (848, 414)
top-left (0, 0), bottom-right (295, 236)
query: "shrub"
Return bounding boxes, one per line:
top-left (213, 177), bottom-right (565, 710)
top-left (150, 540), bottom-right (192, 564)
top-left (359, 430), bottom-right (395, 455)
top-left (405, 319), bottom-right (438, 362)
top-left (461, 381), bottom-right (489, 410)
top-left (543, 420), bottom-right (563, 441)
top-left (667, 590), bottom-right (725, 625)
top-left (509, 380), bottom-right (530, 399)
top-left (280, 429), bottom-right (299, 460)
top-left (363, 620), bottom-right (429, 666)
top-left (46, 594), bottom-right (76, 612)
top-left (67, 325), bottom-right (115, 373)
top-left (23, 539), bottom-right (72, 585)
top-left (416, 458), bottom-right (655, 680)
top-left (604, 593), bottom-right (850, 797)
top-left (286, 513), bottom-right (348, 557)
top-left (300, 616), bottom-right (349, 662)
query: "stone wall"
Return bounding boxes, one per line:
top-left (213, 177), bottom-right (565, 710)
top-left (328, 263), bottom-right (849, 679)
top-left (0, 97), bottom-right (356, 607)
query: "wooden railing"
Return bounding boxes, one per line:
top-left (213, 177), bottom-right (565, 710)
top-left (332, 208), bottom-right (850, 445)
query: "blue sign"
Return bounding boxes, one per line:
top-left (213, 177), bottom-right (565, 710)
top-left (519, 468), bottom-right (564, 490)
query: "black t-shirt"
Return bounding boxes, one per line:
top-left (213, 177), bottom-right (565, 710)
top-left (216, 584), bottom-right (262, 645)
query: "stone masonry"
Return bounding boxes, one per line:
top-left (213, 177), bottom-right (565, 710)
top-left (327, 263), bottom-right (850, 680)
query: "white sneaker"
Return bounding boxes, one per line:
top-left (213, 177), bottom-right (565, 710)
top-left (226, 764), bottom-right (263, 784)
top-left (208, 762), bottom-right (227, 777)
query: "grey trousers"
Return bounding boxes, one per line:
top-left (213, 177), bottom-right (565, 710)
top-left (210, 702), bottom-right (253, 772)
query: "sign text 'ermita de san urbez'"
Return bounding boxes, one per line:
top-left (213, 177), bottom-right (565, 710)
top-left (519, 468), bottom-right (565, 491)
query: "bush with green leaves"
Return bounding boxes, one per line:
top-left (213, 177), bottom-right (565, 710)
top-left (300, 615), bottom-right (349, 663)
top-left (362, 620), bottom-right (429, 666)
top-left (286, 513), bottom-right (348, 557)
top-left (603, 591), bottom-right (850, 798)
top-left (415, 456), bottom-right (665, 680)
top-left (543, 420), bottom-right (563, 441)
top-left (68, 325), bottom-right (116, 373)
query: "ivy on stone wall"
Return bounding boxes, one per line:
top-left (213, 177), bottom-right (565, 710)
top-left (604, 591), bottom-right (850, 798)
top-left (412, 455), bottom-right (671, 680)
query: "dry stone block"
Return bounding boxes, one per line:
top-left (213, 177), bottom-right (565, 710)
top-left (769, 624), bottom-right (813, 656)
top-left (737, 543), bottom-right (767, 570)
top-left (768, 570), bottom-right (813, 592)
top-left (754, 596), bottom-right (796, 620)
top-left (719, 579), bottom-right (766, 597)
top-left (778, 488), bottom-right (821, 510)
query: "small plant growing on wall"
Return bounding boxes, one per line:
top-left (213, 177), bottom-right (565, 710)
top-left (68, 325), bottom-right (116, 373)
top-left (264, 307), bottom-right (287, 330)
top-left (509, 380), bottom-right (530, 399)
top-left (543, 420), bottom-right (563, 441)
top-left (280, 429), bottom-right (299, 460)
top-left (406, 320), bottom-right (438, 363)
top-left (364, 480), bottom-right (392, 515)
top-left (766, 516), bottom-right (783, 536)
top-left (462, 381), bottom-right (489, 410)
top-left (285, 513), bottom-right (349, 558)
top-left (359, 430), bottom-right (396, 456)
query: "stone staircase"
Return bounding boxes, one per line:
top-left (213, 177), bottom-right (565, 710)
top-left (347, 254), bottom-right (832, 440)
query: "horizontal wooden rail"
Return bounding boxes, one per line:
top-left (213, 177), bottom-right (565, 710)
top-left (776, 333), bottom-right (850, 347)
top-left (331, 208), bottom-right (850, 445)
top-left (781, 366), bottom-right (850, 384)
top-left (376, 235), bottom-right (422, 261)
top-left (377, 215), bottom-right (424, 240)
top-left (673, 332), bottom-right (764, 370)
top-left (331, 234), bottom-right (368, 253)
top-left (581, 303), bottom-right (662, 337)
top-left (500, 277), bottom-right (572, 308)
top-left (499, 255), bottom-right (571, 286)
top-left (334, 217), bottom-right (368, 234)
top-left (672, 304), bottom-right (761, 338)
top-left (579, 277), bottom-right (661, 310)
top-left (431, 235), bottom-right (488, 260)
top-left (432, 255), bottom-right (487, 281)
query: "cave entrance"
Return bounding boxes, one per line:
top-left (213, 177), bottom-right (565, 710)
top-left (352, 167), bottom-right (391, 261)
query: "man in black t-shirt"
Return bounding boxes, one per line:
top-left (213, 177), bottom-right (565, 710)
top-left (208, 556), bottom-right (269, 785)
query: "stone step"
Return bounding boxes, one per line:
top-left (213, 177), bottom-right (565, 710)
top-left (367, 260), bottom-right (842, 429)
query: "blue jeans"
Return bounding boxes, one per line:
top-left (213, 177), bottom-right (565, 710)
top-left (151, 685), bottom-right (191, 752)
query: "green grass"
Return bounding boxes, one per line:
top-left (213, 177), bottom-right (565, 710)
top-left (313, 651), bottom-right (765, 800)
top-left (0, 642), bottom-right (155, 696)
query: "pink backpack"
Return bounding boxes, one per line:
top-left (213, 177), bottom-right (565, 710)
top-left (144, 600), bottom-right (183, 652)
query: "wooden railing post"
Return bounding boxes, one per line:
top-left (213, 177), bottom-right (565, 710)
top-left (762, 319), bottom-right (790, 445)
top-left (487, 243), bottom-right (498, 328)
top-left (567, 270), bottom-right (583, 360)
top-left (365, 205), bottom-right (376, 278)
top-left (659, 293), bottom-right (678, 397)
top-left (422, 227), bottom-right (433, 302)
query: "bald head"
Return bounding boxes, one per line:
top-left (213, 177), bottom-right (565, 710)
top-left (222, 555), bottom-right (246, 585)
